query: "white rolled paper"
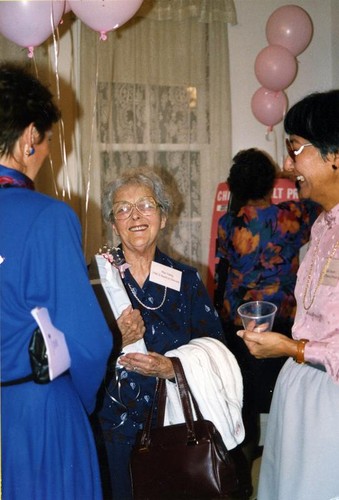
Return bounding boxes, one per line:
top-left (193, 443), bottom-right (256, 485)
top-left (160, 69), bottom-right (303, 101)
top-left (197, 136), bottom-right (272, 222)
top-left (94, 255), bottom-right (147, 361)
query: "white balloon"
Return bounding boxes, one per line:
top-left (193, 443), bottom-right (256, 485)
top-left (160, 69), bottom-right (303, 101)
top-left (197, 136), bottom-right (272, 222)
top-left (69, 0), bottom-right (144, 38)
top-left (0, 1), bottom-right (65, 49)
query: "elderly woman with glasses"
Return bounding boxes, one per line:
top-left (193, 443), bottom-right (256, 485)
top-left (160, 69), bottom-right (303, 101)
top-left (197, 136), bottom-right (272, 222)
top-left (238, 90), bottom-right (339, 500)
top-left (96, 166), bottom-right (227, 500)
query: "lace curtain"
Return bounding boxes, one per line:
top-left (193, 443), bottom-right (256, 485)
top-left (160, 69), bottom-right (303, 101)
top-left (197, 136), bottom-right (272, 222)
top-left (0, 0), bottom-right (236, 283)
top-left (79, 0), bottom-right (236, 282)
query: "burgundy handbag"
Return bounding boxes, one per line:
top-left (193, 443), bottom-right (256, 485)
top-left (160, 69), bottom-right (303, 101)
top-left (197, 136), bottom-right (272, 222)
top-left (130, 357), bottom-right (241, 499)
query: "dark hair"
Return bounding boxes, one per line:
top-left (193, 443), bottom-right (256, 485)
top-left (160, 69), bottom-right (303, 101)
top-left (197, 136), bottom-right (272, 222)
top-left (102, 166), bottom-right (172, 223)
top-left (0, 62), bottom-right (60, 157)
top-left (284, 89), bottom-right (339, 158)
top-left (227, 148), bottom-right (277, 202)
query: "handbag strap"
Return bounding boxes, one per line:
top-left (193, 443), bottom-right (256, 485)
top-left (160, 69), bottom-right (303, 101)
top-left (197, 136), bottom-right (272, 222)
top-left (157, 358), bottom-right (205, 423)
top-left (170, 357), bottom-right (204, 437)
top-left (139, 357), bottom-right (204, 448)
top-left (139, 377), bottom-right (164, 448)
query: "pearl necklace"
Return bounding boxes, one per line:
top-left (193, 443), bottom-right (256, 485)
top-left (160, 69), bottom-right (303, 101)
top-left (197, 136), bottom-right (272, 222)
top-left (303, 237), bottom-right (339, 310)
top-left (127, 283), bottom-right (167, 311)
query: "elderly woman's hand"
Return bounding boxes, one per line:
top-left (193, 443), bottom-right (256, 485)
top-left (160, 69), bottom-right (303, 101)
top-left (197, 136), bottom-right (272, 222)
top-left (118, 351), bottom-right (175, 379)
top-left (237, 329), bottom-right (298, 359)
top-left (117, 305), bottom-right (146, 349)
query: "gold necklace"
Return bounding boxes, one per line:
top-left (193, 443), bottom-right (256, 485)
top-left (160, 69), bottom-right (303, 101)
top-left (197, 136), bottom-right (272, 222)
top-left (303, 237), bottom-right (339, 310)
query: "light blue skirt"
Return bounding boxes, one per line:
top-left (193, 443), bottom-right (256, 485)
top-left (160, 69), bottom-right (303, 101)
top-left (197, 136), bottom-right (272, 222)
top-left (258, 357), bottom-right (339, 500)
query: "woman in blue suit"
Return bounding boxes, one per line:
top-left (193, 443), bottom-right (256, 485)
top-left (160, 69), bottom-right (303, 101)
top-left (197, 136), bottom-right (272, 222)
top-left (0, 62), bottom-right (112, 500)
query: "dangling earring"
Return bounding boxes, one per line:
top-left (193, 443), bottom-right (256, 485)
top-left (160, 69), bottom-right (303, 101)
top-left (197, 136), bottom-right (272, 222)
top-left (25, 145), bottom-right (35, 157)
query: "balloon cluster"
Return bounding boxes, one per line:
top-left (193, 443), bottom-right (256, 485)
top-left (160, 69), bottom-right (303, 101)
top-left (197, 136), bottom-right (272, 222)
top-left (0, 0), bottom-right (144, 56)
top-left (251, 5), bottom-right (313, 130)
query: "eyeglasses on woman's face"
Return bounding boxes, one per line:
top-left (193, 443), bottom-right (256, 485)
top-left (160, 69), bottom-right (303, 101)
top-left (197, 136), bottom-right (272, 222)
top-left (111, 196), bottom-right (161, 220)
top-left (285, 138), bottom-right (313, 161)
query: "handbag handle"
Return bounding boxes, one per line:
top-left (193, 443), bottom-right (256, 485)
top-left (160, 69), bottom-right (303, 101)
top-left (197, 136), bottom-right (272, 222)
top-left (169, 357), bottom-right (205, 425)
top-left (140, 357), bottom-right (204, 448)
top-left (157, 357), bottom-right (204, 425)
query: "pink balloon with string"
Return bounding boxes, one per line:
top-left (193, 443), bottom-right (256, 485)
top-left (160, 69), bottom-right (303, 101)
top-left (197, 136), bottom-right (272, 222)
top-left (69, 0), bottom-right (144, 40)
top-left (0, 0), bottom-right (65, 56)
top-left (266, 5), bottom-right (313, 56)
top-left (251, 87), bottom-right (288, 129)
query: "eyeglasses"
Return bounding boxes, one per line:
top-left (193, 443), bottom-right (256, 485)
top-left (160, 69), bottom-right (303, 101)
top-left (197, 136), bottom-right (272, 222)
top-left (285, 139), bottom-right (313, 161)
top-left (111, 196), bottom-right (161, 220)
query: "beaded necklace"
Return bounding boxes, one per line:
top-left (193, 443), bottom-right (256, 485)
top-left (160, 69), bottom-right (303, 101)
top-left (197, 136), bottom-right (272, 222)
top-left (303, 237), bottom-right (339, 310)
top-left (127, 283), bottom-right (167, 311)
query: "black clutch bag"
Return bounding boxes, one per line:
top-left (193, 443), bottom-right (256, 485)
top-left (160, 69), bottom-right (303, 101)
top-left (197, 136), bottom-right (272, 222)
top-left (28, 327), bottom-right (50, 384)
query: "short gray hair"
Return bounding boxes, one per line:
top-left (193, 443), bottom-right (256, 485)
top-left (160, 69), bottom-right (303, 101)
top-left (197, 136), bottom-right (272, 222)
top-left (102, 166), bottom-right (172, 223)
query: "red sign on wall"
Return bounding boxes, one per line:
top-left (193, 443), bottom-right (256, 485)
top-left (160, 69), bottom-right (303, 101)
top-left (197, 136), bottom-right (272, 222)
top-left (206, 178), bottom-right (299, 297)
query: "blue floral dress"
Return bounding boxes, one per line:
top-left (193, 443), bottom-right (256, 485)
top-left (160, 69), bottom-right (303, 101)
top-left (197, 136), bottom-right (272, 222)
top-left (216, 199), bottom-right (320, 415)
top-left (217, 200), bottom-right (320, 327)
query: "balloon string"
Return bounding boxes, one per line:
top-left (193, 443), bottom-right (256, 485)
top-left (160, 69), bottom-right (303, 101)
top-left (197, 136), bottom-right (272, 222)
top-left (263, 89), bottom-right (288, 168)
top-left (265, 127), bottom-right (278, 166)
top-left (83, 40), bottom-right (99, 256)
top-left (48, 155), bottom-right (60, 196)
top-left (51, 11), bottom-right (60, 100)
top-left (58, 118), bottom-right (71, 198)
top-left (31, 56), bottom-right (39, 78)
top-left (51, 7), bottom-right (71, 200)
top-left (280, 93), bottom-right (288, 167)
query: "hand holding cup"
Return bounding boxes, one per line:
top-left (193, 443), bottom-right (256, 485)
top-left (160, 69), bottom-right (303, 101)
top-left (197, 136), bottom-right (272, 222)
top-left (237, 301), bottom-right (277, 332)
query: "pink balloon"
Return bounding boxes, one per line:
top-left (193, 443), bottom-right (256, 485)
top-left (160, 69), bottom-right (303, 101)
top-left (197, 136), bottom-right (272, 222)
top-left (255, 45), bottom-right (297, 92)
top-left (0, 1), bottom-right (65, 49)
top-left (69, 0), bottom-right (144, 39)
top-left (251, 87), bottom-right (288, 128)
top-left (266, 5), bottom-right (313, 56)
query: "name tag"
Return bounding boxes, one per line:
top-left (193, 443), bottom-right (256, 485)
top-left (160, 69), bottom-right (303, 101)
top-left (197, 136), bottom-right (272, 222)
top-left (323, 258), bottom-right (339, 287)
top-left (150, 261), bottom-right (182, 291)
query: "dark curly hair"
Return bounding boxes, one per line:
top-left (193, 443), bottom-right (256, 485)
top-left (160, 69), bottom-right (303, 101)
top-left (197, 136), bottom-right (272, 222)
top-left (284, 89), bottom-right (339, 159)
top-left (0, 62), bottom-right (60, 157)
top-left (227, 148), bottom-right (277, 202)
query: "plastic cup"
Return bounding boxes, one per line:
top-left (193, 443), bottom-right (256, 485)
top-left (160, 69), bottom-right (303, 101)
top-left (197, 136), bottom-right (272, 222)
top-left (237, 301), bottom-right (277, 332)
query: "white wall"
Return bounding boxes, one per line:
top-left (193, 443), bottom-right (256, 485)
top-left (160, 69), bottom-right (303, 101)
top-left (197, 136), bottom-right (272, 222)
top-left (228, 0), bottom-right (336, 170)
